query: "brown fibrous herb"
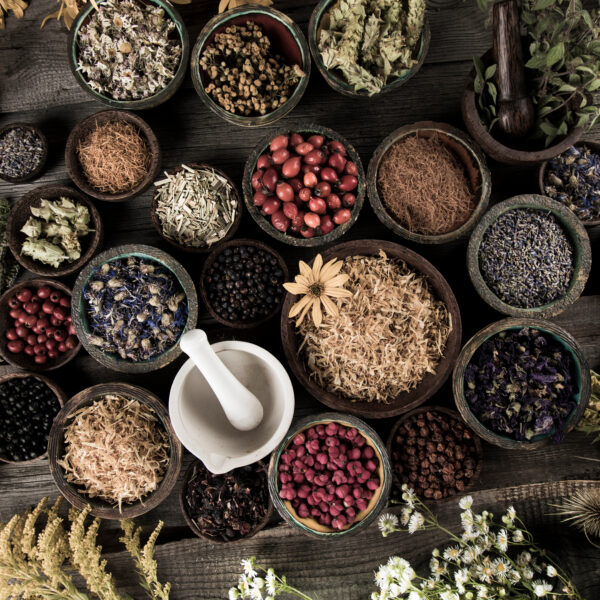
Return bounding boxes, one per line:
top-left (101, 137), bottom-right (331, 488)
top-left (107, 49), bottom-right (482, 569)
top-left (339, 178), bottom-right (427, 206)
top-left (298, 252), bottom-right (451, 404)
top-left (59, 394), bottom-right (170, 510)
top-left (377, 134), bottom-right (477, 236)
top-left (76, 121), bottom-right (151, 194)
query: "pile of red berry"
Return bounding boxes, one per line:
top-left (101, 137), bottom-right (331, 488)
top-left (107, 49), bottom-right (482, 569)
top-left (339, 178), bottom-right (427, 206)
top-left (5, 285), bottom-right (77, 365)
top-left (251, 132), bottom-right (360, 239)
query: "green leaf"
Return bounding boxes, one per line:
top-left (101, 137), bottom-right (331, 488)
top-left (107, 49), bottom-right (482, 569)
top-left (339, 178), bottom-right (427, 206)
top-left (485, 64), bottom-right (497, 80)
top-left (546, 43), bottom-right (565, 67)
top-left (539, 121), bottom-right (558, 136)
top-left (585, 78), bottom-right (600, 92)
top-left (534, 0), bottom-right (556, 10)
top-left (557, 121), bottom-right (568, 136)
top-left (582, 10), bottom-right (593, 29)
top-left (473, 55), bottom-right (485, 81)
top-left (576, 113), bottom-right (590, 128)
top-left (538, 105), bottom-right (554, 117)
top-left (576, 65), bottom-right (596, 75)
top-left (526, 54), bottom-right (548, 70)
top-left (557, 83), bottom-right (577, 93)
top-left (474, 73), bottom-right (485, 95)
top-left (487, 81), bottom-right (497, 104)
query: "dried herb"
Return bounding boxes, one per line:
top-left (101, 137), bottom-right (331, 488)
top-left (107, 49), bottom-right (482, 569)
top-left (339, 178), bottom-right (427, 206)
top-left (318, 0), bottom-right (426, 95)
top-left (0, 198), bottom-right (19, 293)
top-left (154, 165), bottom-right (237, 248)
top-left (184, 461), bottom-right (269, 541)
top-left (218, 0), bottom-right (272, 12)
top-left (576, 369), bottom-right (600, 442)
top-left (41, 0), bottom-right (94, 30)
top-left (552, 487), bottom-right (600, 544)
top-left (464, 327), bottom-right (578, 442)
top-left (0, 126), bottom-right (44, 180)
top-left (83, 256), bottom-right (188, 361)
top-left (0, 0), bottom-right (26, 29)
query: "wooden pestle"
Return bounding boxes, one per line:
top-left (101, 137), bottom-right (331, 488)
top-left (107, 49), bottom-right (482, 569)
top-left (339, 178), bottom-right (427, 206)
top-left (493, 0), bottom-right (535, 140)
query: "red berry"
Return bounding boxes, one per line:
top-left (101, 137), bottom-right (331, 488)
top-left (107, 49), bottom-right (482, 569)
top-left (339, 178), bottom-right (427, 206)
top-left (16, 288), bottom-right (32, 303)
top-left (36, 285), bottom-right (51, 299)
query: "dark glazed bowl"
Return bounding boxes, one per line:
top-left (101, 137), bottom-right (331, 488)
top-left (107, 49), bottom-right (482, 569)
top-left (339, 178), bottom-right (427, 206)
top-left (309, 0), bottom-right (430, 97)
top-left (65, 110), bottom-right (162, 203)
top-left (243, 124), bottom-right (365, 247)
top-left (68, 0), bottom-right (189, 110)
top-left (0, 279), bottom-right (81, 372)
top-left (151, 163), bottom-right (242, 253)
top-left (180, 458), bottom-right (273, 543)
top-left (538, 139), bottom-right (600, 228)
top-left (268, 413), bottom-right (392, 539)
top-left (452, 317), bottom-right (591, 450)
top-left (467, 194), bottom-right (591, 319)
top-left (367, 121), bottom-right (491, 244)
top-left (280, 240), bottom-right (462, 418)
top-left (7, 185), bottom-right (103, 277)
top-left (71, 244), bottom-right (198, 374)
top-left (199, 238), bottom-right (288, 329)
top-left (191, 5), bottom-right (310, 127)
top-left (48, 382), bottom-right (183, 519)
top-left (0, 123), bottom-right (48, 183)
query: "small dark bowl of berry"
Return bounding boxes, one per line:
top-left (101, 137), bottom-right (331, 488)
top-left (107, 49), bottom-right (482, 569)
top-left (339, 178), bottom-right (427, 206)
top-left (0, 279), bottom-right (80, 371)
top-left (200, 238), bottom-right (288, 328)
top-left (0, 371), bottom-right (66, 463)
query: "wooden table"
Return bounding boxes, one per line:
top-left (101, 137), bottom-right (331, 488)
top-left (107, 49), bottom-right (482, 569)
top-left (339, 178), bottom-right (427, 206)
top-left (1, 1), bottom-right (599, 598)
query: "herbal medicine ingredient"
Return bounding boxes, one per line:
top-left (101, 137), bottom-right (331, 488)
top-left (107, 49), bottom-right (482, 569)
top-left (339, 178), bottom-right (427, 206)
top-left (0, 127), bottom-right (44, 180)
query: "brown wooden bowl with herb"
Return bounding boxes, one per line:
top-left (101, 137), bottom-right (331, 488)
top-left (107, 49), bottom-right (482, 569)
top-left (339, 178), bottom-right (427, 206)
top-left (180, 458), bottom-right (273, 543)
top-left (0, 370), bottom-right (66, 464)
top-left (6, 185), bottom-right (103, 278)
top-left (199, 238), bottom-right (288, 329)
top-left (0, 122), bottom-right (48, 184)
top-left (48, 382), bottom-right (183, 520)
top-left (65, 110), bottom-right (161, 203)
top-left (150, 163), bottom-right (242, 253)
top-left (0, 279), bottom-right (81, 372)
top-left (280, 240), bottom-right (462, 419)
top-left (367, 121), bottom-right (491, 244)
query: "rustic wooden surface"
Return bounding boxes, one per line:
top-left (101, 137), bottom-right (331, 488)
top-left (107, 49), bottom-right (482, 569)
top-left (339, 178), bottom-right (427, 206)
top-left (1, 1), bottom-right (600, 598)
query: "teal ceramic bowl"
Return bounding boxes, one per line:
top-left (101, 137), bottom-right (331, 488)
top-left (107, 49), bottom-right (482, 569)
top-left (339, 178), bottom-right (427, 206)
top-left (68, 0), bottom-right (190, 110)
top-left (71, 244), bottom-right (198, 373)
top-left (452, 317), bottom-right (591, 450)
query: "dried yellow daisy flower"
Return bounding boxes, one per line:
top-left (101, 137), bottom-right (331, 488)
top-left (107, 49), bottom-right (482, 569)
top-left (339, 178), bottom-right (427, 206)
top-left (218, 0), bottom-right (272, 13)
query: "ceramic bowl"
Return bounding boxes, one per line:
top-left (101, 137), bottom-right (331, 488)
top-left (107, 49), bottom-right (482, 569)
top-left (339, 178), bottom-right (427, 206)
top-left (367, 121), bottom-right (491, 244)
top-left (467, 194), bottom-right (591, 319)
top-left (68, 0), bottom-right (189, 110)
top-left (71, 244), bottom-right (198, 373)
top-left (0, 122), bottom-right (48, 183)
top-left (191, 5), bottom-right (310, 127)
top-left (268, 413), bottom-right (392, 539)
top-left (242, 124), bottom-right (365, 247)
top-left (452, 317), bottom-right (591, 450)
top-left (48, 382), bottom-right (183, 519)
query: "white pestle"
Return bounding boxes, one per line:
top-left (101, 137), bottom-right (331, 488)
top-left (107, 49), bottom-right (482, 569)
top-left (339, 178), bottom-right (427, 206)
top-left (179, 329), bottom-right (264, 431)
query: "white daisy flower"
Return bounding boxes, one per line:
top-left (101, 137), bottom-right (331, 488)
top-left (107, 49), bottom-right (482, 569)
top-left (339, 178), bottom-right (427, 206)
top-left (379, 513), bottom-right (399, 537)
top-left (443, 546), bottom-right (461, 562)
top-left (493, 558), bottom-right (511, 581)
top-left (401, 507), bottom-right (412, 526)
top-left (506, 506), bottom-right (516, 520)
top-left (512, 529), bottom-right (524, 543)
top-left (242, 559), bottom-right (257, 578)
top-left (265, 570), bottom-right (277, 596)
top-left (459, 495), bottom-right (473, 510)
top-left (408, 512), bottom-right (425, 534)
top-left (546, 565), bottom-right (558, 578)
top-left (229, 588), bottom-right (240, 600)
top-left (496, 528), bottom-right (508, 552)
top-left (533, 581), bottom-right (553, 597)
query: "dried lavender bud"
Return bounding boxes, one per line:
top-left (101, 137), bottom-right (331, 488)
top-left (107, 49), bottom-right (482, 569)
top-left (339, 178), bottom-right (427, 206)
top-left (464, 327), bottom-right (578, 442)
top-left (0, 127), bottom-right (44, 180)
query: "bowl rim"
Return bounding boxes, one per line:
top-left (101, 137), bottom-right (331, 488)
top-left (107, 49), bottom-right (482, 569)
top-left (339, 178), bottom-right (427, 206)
top-left (65, 109), bottom-right (162, 203)
top-left (0, 122), bottom-right (48, 184)
top-left (466, 194), bottom-right (592, 318)
top-left (0, 370), bottom-right (66, 464)
top-left (190, 5), bottom-right (311, 127)
top-left (451, 317), bottom-right (591, 450)
top-left (68, 0), bottom-right (190, 110)
top-left (48, 381), bottom-right (183, 519)
top-left (198, 237), bottom-right (289, 328)
top-left (71, 244), bottom-right (198, 373)
top-left (242, 124), bottom-right (365, 247)
top-left (308, 0), bottom-right (431, 97)
top-left (280, 239), bottom-right (463, 418)
top-left (267, 412), bottom-right (392, 538)
top-left (150, 163), bottom-right (242, 253)
top-left (367, 120), bottom-right (492, 244)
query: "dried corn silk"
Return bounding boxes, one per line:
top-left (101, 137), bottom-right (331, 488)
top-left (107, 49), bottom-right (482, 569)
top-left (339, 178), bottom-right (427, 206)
top-left (298, 252), bottom-right (451, 403)
top-left (377, 134), bottom-right (476, 236)
top-left (59, 394), bottom-right (170, 510)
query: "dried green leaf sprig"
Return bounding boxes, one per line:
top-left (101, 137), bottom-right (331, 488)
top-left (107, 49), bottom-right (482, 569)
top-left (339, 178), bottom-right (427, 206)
top-left (552, 488), bottom-right (600, 545)
top-left (576, 369), bottom-right (600, 442)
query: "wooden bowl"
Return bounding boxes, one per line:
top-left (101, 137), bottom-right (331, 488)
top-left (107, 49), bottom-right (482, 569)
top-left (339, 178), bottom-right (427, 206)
top-left (538, 139), bottom-right (600, 228)
top-left (0, 122), bottom-right (48, 183)
top-left (199, 238), bottom-right (288, 329)
top-left (68, 0), bottom-right (189, 110)
top-left (0, 279), bottom-right (81, 371)
top-left (452, 317), bottom-right (591, 450)
top-left (243, 124), bottom-right (365, 247)
top-left (6, 185), bottom-right (103, 278)
top-left (65, 110), bottom-right (161, 203)
top-left (71, 244), bottom-right (198, 374)
top-left (367, 121), bottom-right (491, 244)
top-left (461, 48), bottom-right (583, 166)
top-left (308, 0), bottom-right (430, 98)
top-left (467, 194), bottom-right (591, 319)
top-left (151, 163), bottom-right (242, 253)
top-left (180, 458), bottom-right (273, 543)
top-left (280, 240), bottom-right (462, 418)
top-left (385, 405), bottom-right (483, 502)
top-left (0, 370), bottom-right (66, 464)
top-left (48, 382), bottom-right (183, 519)
top-left (190, 5), bottom-right (310, 128)
top-left (268, 413), bottom-right (392, 539)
